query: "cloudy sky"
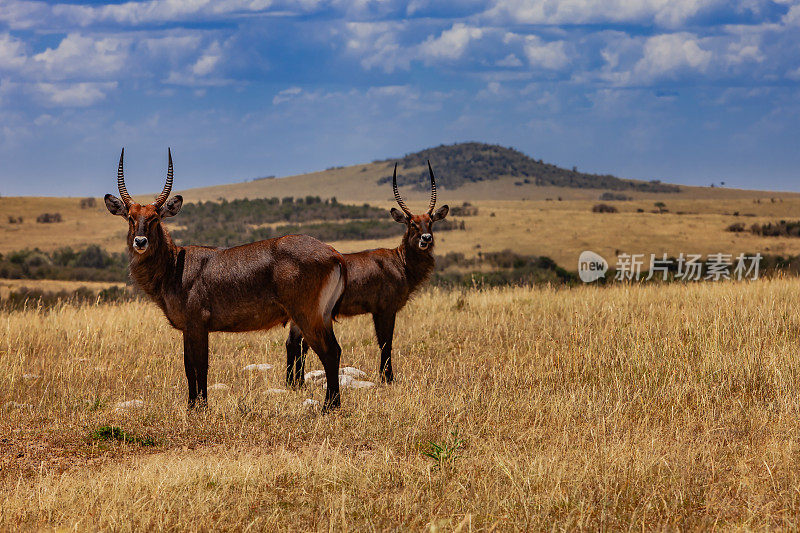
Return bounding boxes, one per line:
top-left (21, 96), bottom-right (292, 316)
top-left (0, 0), bottom-right (798, 196)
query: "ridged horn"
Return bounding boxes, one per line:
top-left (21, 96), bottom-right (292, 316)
top-left (427, 160), bottom-right (437, 214)
top-left (392, 162), bottom-right (412, 217)
top-left (117, 148), bottom-right (132, 207)
top-left (153, 147), bottom-right (173, 208)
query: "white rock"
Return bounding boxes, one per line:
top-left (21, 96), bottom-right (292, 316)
top-left (242, 363), bottom-right (273, 372)
top-left (303, 398), bottom-right (319, 407)
top-left (209, 383), bottom-right (230, 391)
top-left (114, 399), bottom-right (144, 410)
top-left (321, 374), bottom-right (351, 389)
top-left (340, 367), bottom-right (366, 378)
top-left (22, 373), bottom-right (39, 380)
top-left (304, 370), bottom-right (326, 385)
top-left (5, 401), bottom-right (33, 410)
top-left (266, 388), bottom-right (288, 394)
top-left (323, 375), bottom-right (376, 389)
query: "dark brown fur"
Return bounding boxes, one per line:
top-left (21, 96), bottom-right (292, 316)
top-left (106, 159), bottom-right (347, 410)
top-left (285, 198), bottom-right (448, 385)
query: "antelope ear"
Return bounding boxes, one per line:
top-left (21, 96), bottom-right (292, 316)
top-left (431, 204), bottom-right (449, 222)
top-left (104, 194), bottom-right (127, 217)
top-left (159, 195), bottom-right (183, 218)
top-left (390, 207), bottom-right (407, 224)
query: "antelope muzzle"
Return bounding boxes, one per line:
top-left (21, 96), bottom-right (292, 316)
top-left (419, 233), bottom-right (433, 249)
top-left (133, 236), bottom-right (149, 253)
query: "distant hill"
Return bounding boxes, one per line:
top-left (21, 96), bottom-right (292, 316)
top-left (378, 142), bottom-right (680, 193)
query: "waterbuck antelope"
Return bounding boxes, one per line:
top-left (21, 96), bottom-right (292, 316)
top-left (285, 161), bottom-right (449, 386)
top-left (105, 149), bottom-right (348, 410)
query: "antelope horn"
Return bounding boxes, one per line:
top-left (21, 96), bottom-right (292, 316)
top-left (392, 162), bottom-right (412, 217)
top-left (153, 147), bottom-right (173, 208)
top-left (117, 148), bottom-right (132, 207)
top-left (427, 159), bottom-right (437, 214)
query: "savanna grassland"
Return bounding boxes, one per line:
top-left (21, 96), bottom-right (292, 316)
top-left (6, 192), bottom-right (800, 269)
top-left (4, 280), bottom-right (800, 530)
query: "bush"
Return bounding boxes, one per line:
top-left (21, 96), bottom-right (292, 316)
top-left (36, 213), bottom-right (62, 223)
top-left (449, 202), bottom-right (479, 216)
top-left (749, 220), bottom-right (800, 237)
top-left (592, 204), bottom-right (618, 213)
top-left (727, 222), bottom-right (746, 233)
top-left (79, 198), bottom-right (97, 209)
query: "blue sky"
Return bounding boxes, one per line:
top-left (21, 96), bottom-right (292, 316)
top-left (0, 0), bottom-right (798, 196)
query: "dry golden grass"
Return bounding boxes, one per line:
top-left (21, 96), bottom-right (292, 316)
top-left (0, 278), bottom-right (124, 299)
top-left (4, 279), bottom-right (800, 529)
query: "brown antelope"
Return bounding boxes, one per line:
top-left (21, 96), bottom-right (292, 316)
top-left (285, 161), bottom-right (448, 386)
top-left (105, 149), bottom-right (348, 410)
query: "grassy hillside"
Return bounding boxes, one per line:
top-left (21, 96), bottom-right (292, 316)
top-left (383, 142), bottom-right (681, 192)
top-left (5, 281), bottom-right (800, 528)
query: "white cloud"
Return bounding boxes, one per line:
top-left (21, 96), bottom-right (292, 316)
top-left (192, 41), bottom-right (223, 76)
top-left (35, 81), bottom-right (117, 106)
top-left (161, 37), bottom-right (235, 86)
top-left (522, 35), bottom-right (569, 70)
top-left (783, 3), bottom-right (800, 25)
top-left (485, 0), bottom-right (725, 28)
top-left (633, 33), bottom-right (712, 81)
top-left (344, 21), bottom-right (412, 73)
top-left (496, 53), bottom-right (523, 67)
top-left (418, 23), bottom-right (483, 61)
top-left (32, 33), bottom-right (129, 79)
top-left (272, 86), bottom-right (303, 104)
top-left (0, 32), bottom-right (26, 70)
top-left (725, 39), bottom-right (764, 65)
top-left (0, 0), bottom-right (296, 29)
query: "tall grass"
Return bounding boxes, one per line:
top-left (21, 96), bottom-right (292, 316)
top-left (3, 280), bottom-right (800, 529)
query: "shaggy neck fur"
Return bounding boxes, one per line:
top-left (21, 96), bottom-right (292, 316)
top-left (398, 229), bottom-right (436, 295)
top-left (127, 223), bottom-right (180, 306)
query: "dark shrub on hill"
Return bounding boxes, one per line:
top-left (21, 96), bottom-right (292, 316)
top-left (727, 222), bottom-right (746, 233)
top-left (449, 202), bottom-right (479, 216)
top-left (36, 213), bottom-right (62, 223)
top-left (592, 204), bottom-right (618, 213)
top-left (749, 220), bottom-right (800, 237)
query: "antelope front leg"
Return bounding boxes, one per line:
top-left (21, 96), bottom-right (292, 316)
top-left (183, 328), bottom-right (209, 409)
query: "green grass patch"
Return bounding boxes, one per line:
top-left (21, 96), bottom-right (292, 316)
top-left (90, 425), bottom-right (156, 447)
